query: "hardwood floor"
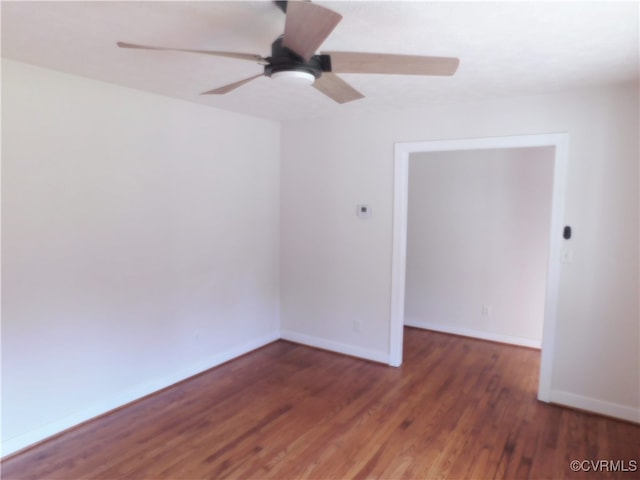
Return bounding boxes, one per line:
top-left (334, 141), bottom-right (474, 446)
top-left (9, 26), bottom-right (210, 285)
top-left (3, 328), bottom-right (639, 479)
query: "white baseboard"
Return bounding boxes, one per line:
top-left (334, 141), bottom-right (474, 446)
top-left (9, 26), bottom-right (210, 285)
top-left (549, 390), bottom-right (640, 424)
top-left (1, 331), bottom-right (279, 457)
top-left (280, 329), bottom-right (390, 365)
top-left (404, 319), bottom-right (542, 349)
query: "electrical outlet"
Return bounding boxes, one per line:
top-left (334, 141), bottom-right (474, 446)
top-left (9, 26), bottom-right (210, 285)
top-left (482, 305), bottom-right (491, 317)
top-left (353, 319), bottom-right (362, 333)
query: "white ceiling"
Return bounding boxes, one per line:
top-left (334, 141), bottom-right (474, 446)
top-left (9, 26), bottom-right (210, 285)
top-left (2, 1), bottom-right (638, 122)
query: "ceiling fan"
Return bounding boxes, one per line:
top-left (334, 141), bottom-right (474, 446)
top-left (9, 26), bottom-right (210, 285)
top-left (117, 0), bottom-right (460, 104)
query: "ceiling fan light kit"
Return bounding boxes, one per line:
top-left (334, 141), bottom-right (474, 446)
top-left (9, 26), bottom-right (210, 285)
top-left (117, 0), bottom-right (459, 104)
top-left (271, 70), bottom-right (316, 86)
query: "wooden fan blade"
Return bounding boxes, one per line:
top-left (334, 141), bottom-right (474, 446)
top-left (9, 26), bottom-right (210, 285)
top-left (282, 1), bottom-right (342, 61)
top-left (117, 42), bottom-right (265, 63)
top-left (200, 74), bottom-right (263, 95)
top-left (325, 51), bottom-right (460, 76)
top-left (313, 73), bottom-right (364, 104)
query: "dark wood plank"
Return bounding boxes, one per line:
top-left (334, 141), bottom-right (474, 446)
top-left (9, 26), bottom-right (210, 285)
top-left (3, 328), bottom-right (639, 479)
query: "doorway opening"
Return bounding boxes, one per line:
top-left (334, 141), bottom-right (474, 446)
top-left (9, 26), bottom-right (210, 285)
top-left (390, 134), bottom-right (569, 402)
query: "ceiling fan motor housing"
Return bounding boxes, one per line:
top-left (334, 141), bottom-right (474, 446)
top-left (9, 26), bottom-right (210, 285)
top-left (264, 36), bottom-right (331, 80)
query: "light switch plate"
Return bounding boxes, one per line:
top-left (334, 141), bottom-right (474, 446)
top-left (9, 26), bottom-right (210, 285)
top-left (560, 248), bottom-right (574, 263)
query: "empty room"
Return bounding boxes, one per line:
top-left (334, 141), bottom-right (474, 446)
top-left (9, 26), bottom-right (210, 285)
top-left (2, 1), bottom-right (639, 479)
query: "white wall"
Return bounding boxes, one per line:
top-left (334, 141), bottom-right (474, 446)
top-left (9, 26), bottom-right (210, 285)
top-left (280, 82), bottom-right (639, 422)
top-left (1, 59), bottom-right (281, 454)
top-left (2, 60), bottom-right (638, 459)
top-left (405, 147), bottom-right (554, 348)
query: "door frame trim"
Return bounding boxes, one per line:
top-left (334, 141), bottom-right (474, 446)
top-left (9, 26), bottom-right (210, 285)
top-left (390, 133), bottom-right (569, 402)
